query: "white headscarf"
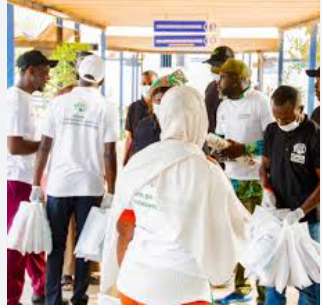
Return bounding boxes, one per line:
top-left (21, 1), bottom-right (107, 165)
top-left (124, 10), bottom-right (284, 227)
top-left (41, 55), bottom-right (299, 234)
top-left (158, 85), bottom-right (208, 148)
top-left (100, 86), bottom-right (250, 300)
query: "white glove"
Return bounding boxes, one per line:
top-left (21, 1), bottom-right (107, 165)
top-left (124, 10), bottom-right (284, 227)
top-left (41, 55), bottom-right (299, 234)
top-left (261, 189), bottom-right (276, 210)
top-left (101, 193), bottom-right (114, 209)
top-left (284, 208), bottom-right (305, 226)
top-left (29, 186), bottom-right (44, 203)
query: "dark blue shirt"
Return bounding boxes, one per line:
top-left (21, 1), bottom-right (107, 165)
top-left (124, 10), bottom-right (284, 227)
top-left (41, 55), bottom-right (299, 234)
top-left (133, 114), bottom-right (161, 154)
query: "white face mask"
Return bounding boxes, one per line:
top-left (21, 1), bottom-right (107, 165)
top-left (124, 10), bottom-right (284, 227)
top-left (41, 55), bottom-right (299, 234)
top-left (212, 74), bottom-right (221, 83)
top-left (278, 120), bottom-right (300, 132)
top-left (141, 85), bottom-right (151, 99)
top-left (153, 104), bottom-right (161, 119)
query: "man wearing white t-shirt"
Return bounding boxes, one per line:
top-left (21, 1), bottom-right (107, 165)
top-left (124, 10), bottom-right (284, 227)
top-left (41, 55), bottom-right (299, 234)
top-left (7, 50), bottom-right (57, 305)
top-left (31, 55), bottom-right (119, 305)
top-left (214, 59), bottom-right (274, 305)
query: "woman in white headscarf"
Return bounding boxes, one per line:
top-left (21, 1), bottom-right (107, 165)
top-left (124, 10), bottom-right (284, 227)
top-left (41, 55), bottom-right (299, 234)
top-left (99, 85), bottom-right (250, 305)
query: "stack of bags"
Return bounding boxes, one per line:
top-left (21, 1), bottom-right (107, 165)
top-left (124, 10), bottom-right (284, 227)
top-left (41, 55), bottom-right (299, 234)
top-left (240, 199), bottom-right (320, 293)
top-left (7, 201), bottom-right (52, 255)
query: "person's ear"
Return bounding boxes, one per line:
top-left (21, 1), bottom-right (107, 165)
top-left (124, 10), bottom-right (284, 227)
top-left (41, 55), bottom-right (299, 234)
top-left (99, 78), bottom-right (105, 87)
top-left (298, 105), bottom-right (304, 114)
top-left (27, 66), bottom-right (36, 78)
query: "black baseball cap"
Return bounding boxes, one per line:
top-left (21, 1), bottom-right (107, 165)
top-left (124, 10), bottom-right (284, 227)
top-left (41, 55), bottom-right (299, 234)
top-left (306, 67), bottom-right (320, 78)
top-left (17, 50), bottom-right (58, 70)
top-left (203, 46), bottom-right (235, 67)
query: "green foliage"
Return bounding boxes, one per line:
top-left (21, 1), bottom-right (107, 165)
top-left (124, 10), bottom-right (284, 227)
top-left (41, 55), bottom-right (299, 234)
top-left (44, 42), bottom-right (91, 98)
top-left (284, 26), bottom-right (320, 85)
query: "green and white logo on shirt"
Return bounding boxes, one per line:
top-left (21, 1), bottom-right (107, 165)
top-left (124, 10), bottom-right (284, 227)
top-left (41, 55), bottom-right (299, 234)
top-left (73, 101), bottom-right (86, 115)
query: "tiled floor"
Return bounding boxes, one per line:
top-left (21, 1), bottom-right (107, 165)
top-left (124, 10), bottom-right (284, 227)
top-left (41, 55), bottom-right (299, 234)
top-left (21, 274), bottom-right (299, 305)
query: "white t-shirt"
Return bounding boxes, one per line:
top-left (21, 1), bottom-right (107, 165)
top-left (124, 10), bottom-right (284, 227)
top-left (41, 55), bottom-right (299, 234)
top-left (117, 178), bottom-right (211, 304)
top-left (216, 88), bottom-right (273, 180)
top-left (7, 86), bottom-right (37, 185)
top-left (43, 87), bottom-right (119, 197)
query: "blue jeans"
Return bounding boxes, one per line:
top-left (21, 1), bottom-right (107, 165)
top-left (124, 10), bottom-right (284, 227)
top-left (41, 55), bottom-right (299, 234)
top-left (45, 196), bottom-right (102, 305)
top-left (265, 223), bottom-right (320, 305)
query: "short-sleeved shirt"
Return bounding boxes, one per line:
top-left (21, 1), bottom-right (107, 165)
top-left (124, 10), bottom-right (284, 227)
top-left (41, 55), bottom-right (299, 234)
top-left (216, 88), bottom-right (273, 180)
top-left (42, 87), bottom-right (119, 197)
top-left (125, 98), bottom-right (150, 156)
top-left (263, 116), bottom-right (320, 223)
top-left (311, 106), bottom-right (320, 126)
top-left (125, 98), bottom-right (150, 135)
top-left (205, 81), bottom-right (221, 133)
top-left (133, 115), bottom-right (161, 154)
top-left (7, 86), bottom-right (37, 184)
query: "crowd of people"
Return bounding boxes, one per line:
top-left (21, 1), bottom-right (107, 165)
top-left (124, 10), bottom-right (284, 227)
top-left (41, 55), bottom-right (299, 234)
top-left (7, 46), bottom-right (320, 305)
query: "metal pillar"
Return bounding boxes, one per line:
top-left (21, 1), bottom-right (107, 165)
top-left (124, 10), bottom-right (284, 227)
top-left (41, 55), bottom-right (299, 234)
top-left (278, 30), bottom-right (285, 86)
top-left (120, 52), bottom-right (124, 133)
top-left (248, 53), bottom-right (252, 69)
top-left (140, 53), bottom-right (143, 77)
top-left (308, 24), bottom-right (318, 115)
top-left (7, 4), bottom-right (14, 88)
top-left (74, 23), bottom-right (80, 42)
top-left (257, 52), bottom-right (264, 92)
top-left (136, 53), bottom-right (140, 100)
top-left (100, 30), bottom-right (106, 95)
top-left (131, 55), bottom-right (136, 102)
top-left (56, 18), bottom-right (63, 44)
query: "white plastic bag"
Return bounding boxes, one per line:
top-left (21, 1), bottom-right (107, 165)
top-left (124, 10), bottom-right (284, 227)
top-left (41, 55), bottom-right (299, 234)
top-left (258, 232), bottom-right (285, 288)
top-left (7, 201), bottom-right (52, 255)
top-left (295, 224), bottom-right (320, 284)
top-left (285, 226), bottom-right (312, 290)
top-left (274, 234), bottom-right (290, 293)
top-left (245, 206), bottom-right (281, 242)
top-left (74, 207), bottom-right (110, 262)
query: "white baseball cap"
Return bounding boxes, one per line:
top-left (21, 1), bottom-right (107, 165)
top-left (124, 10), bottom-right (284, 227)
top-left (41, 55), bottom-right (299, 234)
top-left (78, 54), bottom-right (105, 84)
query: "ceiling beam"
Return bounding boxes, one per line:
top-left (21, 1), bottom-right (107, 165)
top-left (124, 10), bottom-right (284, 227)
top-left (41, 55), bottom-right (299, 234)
top-left (8, 0), bottom-right (105, 29)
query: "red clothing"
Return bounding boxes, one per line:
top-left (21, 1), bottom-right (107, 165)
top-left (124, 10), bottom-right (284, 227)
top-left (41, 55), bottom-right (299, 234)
top-left (7, 181), bottom-right (46, 305)
top-left (118, 291), bottom-right (210, 305)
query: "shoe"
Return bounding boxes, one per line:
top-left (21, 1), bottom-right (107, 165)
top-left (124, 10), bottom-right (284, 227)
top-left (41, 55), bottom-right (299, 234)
top-left (89, 275), bottom-right (100, 285)
top-left (31, 295), bottom-right (45, 305)
top-left (61, 275), bottom-right (74, 291)
top-left (213, 292), bottom-right (253, 305)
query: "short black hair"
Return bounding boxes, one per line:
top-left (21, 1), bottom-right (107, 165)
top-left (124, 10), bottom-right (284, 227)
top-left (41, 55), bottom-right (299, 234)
top-left (142, 70), bottom-right (158, 79)
top-left (271, 85), bottom-right (302, 108)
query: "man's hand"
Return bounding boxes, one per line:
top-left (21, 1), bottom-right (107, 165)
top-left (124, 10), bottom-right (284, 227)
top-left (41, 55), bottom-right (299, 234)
top-left (30, 186), bottom-right (44, 203)
top-left (222, 139), bottom-right (246, 159)
top-left (284, 208), bottom-right (305, 226)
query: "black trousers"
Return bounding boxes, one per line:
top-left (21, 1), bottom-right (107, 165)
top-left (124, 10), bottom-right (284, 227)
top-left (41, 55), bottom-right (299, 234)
top-left (45, 196), bottom-right (102, 305)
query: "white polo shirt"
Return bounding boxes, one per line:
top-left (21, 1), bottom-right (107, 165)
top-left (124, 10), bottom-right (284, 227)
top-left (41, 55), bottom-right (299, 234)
top-left (7, 86), bottom-right (37, 185)
top-left (43, 87), bottom-right (119, 197)
top-left (216, 88), bottom-right (273, 180)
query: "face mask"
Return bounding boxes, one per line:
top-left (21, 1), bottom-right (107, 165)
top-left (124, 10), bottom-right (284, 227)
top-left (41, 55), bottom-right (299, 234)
top-left (278, 119), bottom-right (300, 132)
top-left (153, 104), bottom-right (161, 119)
top-left (212, 74), bottom-right (221, 83)
top-left (141, 85), bottom-right (151, 99)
